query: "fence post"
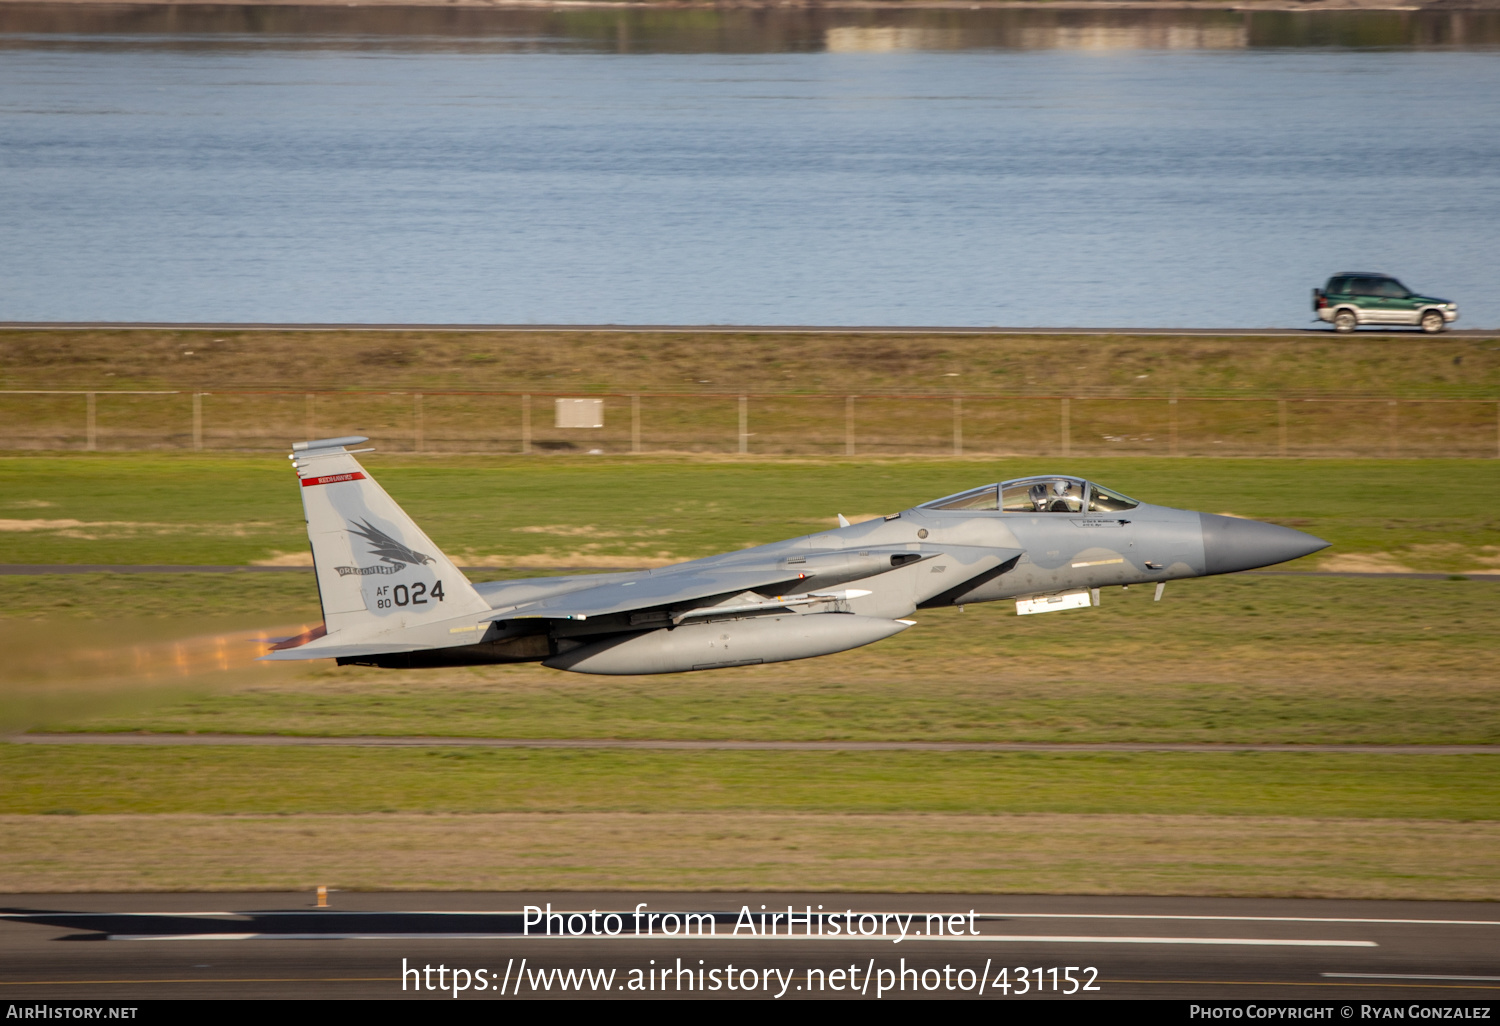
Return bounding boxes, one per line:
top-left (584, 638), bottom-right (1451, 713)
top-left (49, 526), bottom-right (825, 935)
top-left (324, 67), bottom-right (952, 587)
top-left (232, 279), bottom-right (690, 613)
top-left (521, 394), bottom-right (531, 454)
top-left (738, 396), bottom-right (748, 455)
top-left (952, 397), bottom-right (963, 457)
top-left (85, 392), bottom-right (96, 451)
top-left (192, 393), bottom-right (203, 451)
top-left (1278, 399), bottom-right (1288, 457)
top-left (1060, 397), bottom-right (1070, 457)
top-left (304, 393), bottom-right (315, 441)
top-left (413, 393), bottom-right (423, 453)
top-left (631, 395), bottom-right (641, 454)
top-left (1388, 400), bottom-right (1398, 458)
top-left (1168, 396), bottom-right (1178, 457)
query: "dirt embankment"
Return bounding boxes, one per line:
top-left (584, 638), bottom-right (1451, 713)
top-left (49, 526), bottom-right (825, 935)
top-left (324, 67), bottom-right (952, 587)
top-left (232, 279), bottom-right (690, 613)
top-left (3, 328), bottom-right (1497, 398)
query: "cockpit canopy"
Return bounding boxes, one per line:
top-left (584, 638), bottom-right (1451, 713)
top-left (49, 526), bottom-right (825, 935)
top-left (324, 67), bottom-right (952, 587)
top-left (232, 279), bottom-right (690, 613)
top-left (920, 476), bottom-right (1140, 514)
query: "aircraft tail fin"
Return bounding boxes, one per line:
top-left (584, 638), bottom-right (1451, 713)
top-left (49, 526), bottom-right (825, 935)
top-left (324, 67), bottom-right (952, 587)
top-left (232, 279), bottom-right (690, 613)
top-left (287, 436), bottom-right (490, 640)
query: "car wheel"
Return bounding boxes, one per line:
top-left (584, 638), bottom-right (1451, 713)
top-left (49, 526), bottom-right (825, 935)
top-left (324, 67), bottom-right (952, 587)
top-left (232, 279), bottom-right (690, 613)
top-left (1333, 309), bottom-right (1358, 333)
top-left (1420, 310), bottom-right (1446, 334)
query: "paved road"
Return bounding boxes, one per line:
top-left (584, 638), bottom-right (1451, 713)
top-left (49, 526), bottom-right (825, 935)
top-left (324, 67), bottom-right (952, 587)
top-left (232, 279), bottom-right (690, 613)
top-left (2, 893), bottom-right (1497, 1001)
top-left (8, 734), bottom-right (1497, 755)
top-left (3, 322), bottom-right (1498, 337)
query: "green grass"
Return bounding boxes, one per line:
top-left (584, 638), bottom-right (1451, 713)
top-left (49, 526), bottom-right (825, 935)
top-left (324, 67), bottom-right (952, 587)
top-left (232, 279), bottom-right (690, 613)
top-left (20, 575), bottom-right (1500, 744)
top-left (3, 330), bottom-right (1498, 456)
top-left (2, 746), bottom-right (1495, 820)
top-left (0, 572), bottom-right (322, 620)
top-left (2, 453), bottom-right (1497, 569)
top-left (3, 455), bottom-right (1498, 745)
top-left (3, 340), bottom-right (1496, 896)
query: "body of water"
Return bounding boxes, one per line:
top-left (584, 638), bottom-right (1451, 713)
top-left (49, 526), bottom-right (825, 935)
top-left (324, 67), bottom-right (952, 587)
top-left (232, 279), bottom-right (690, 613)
top-left (2, 5), bottom-right (1498, 327)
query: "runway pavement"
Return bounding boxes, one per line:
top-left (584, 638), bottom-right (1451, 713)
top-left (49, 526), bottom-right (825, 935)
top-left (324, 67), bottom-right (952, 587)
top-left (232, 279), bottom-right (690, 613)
top-left (2, 893), bottom-right (1498, 1001)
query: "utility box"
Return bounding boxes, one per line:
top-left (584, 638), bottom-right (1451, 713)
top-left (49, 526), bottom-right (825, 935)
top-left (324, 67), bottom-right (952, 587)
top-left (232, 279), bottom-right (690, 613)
top-left (555, 398), bottom-right (603, 429)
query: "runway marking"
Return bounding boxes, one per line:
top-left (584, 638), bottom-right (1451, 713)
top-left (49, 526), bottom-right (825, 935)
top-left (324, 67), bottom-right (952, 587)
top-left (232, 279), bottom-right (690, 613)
top-left (910, 936), bottom-right (1377, 947)
top-left (100, 932), bottom-right (1376, 947)
top-left (12, 910), bottom-right (1493, 927)
top-left (1323, 973), bottom-right (1500, 982)
top-left (986, 913), bottom-right (1500, 927)
top-left (0, 977), bottom-right (397, 986)
top-left (2, 912), bottom-right (252, 924)
top-left (109, 933), bottom-right (509, 941)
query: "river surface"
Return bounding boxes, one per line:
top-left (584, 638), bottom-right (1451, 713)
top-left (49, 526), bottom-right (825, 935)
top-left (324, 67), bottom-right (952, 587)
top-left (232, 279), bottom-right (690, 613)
top-left (2, 5), bottom-right (1498, 327)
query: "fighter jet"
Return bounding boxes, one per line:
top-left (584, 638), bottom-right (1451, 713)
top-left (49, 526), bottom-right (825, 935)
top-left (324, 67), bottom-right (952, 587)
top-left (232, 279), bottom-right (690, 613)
top-left (264, 436), bottom-right (1329, 674)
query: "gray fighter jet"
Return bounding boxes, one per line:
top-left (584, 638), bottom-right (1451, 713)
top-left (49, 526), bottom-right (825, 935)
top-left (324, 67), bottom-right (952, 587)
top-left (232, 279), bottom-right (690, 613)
top-left (264, 436), bottom-right (1328, 674)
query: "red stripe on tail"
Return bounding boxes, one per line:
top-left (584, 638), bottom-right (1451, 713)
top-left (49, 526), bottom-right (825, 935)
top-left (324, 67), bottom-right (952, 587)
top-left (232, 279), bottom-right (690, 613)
top-left (301, 472), bottom-right (367, 488)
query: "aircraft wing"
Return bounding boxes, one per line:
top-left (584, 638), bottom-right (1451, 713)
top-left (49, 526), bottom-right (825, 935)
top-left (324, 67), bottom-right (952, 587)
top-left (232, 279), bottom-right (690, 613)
top-left (267, 565), bottom-right (833, 662)
top-left (488, 565), bottom-right (816, 622)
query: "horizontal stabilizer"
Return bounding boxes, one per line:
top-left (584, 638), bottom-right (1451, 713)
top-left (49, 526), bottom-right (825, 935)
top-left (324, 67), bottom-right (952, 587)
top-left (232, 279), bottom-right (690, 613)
top-left (260, 611), bottom-right (492, 661)
top-left (262, 641), bottom-right (445, 662)
top-left (293, 435), bottom-right (370, 452)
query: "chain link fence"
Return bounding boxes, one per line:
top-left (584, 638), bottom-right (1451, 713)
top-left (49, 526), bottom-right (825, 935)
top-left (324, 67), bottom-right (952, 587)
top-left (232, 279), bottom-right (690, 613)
top-left (2, 389), bottom-right (1497, 458)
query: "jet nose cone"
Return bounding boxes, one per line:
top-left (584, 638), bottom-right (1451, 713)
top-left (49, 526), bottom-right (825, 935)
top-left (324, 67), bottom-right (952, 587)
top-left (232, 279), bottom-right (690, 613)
top-left (1199, 513), bottom-right (1329, 575)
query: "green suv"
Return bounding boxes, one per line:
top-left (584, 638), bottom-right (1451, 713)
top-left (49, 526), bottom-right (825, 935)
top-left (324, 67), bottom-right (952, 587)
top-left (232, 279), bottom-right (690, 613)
top-left (1314, 273), bottom-right (1458, 333)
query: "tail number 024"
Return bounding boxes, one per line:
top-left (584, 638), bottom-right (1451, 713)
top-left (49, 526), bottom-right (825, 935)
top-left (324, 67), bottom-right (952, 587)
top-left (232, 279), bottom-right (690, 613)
top-left (375, 582), bottom-right (446, 609)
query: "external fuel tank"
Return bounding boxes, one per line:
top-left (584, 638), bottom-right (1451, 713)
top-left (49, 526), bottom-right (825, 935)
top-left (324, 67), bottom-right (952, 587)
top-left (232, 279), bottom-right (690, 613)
top-left (542, 613), bottom-right (911, 675)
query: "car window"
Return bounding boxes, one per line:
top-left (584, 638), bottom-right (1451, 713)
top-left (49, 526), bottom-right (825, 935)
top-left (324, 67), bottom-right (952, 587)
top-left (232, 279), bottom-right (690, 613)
top-left (1350, 277), bottom-right (1383, 296)
top-left (1373, 278), bottom-right (1411, 299)
top-left (1325, 276), bottom-right (1351, 294)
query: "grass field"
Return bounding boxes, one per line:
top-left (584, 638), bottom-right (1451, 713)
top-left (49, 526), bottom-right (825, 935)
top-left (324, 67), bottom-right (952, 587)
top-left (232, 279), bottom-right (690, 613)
top-left (6, 747), bottom-right (1495, 818)
top-left (2, 746), bottom-right (1495, 896)
top-left (9, 575), bottom-right (1498, 744)
top-left (3, 329), bottom-right (1498, 456)
top-left (1, 746), bottom-right (1496, 895)
top-left (4, 453), bottom-right (1498, 570)
top-left (2, 449), bottom-right (1497, 895)
top-left (9, 813), bottom-right (1495, 898)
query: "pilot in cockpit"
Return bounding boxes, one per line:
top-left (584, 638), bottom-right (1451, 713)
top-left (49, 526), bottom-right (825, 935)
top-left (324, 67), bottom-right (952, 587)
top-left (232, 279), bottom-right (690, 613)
top-left (926, 476), bottom-right (1138, 514)
top-left (1029, 479), bottom-right (1083, 513)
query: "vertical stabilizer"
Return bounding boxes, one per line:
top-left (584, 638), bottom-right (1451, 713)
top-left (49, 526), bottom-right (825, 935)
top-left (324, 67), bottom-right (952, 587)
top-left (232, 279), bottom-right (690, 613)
top-left (290, 436), bottom-right (490, 638)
